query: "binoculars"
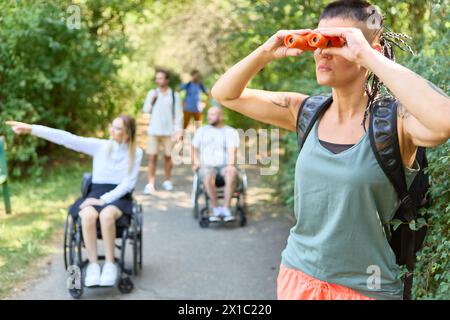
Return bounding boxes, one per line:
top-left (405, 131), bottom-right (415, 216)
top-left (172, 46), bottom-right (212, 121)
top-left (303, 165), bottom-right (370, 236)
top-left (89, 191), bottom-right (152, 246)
top-left (284, 32), bottom-right (345, 51)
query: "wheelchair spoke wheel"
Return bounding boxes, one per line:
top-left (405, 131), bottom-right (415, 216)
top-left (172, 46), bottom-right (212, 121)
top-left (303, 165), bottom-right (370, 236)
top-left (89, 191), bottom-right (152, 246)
top-left (193, 200), bottom-right (200, 219)
top-left (132, 216), bottom-right (141, 276)
top-left (64, 214), bottom-right (83, 270)
top-left (236, 207), bottom-right (247, 227)
top-left (63, 214), bottom-right (72, 270)
top-left (138, 227), bottom-right (143, 270)
top-left (69, 287), bottom-right (83, 299)
top-left (199, 208), bottom-right (210, 228)
top-left (118, 277), bottom-right (134, 294)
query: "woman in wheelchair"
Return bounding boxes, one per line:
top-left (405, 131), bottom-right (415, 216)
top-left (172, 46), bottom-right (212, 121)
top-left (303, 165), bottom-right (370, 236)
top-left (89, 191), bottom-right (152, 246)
top-left (6, 115), bottom-right (143, 287)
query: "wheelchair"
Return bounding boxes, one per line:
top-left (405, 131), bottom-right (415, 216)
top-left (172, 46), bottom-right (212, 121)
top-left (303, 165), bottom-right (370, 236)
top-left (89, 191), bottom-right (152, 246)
top-left (191, 167), bottom-right (248, 228)
top-left (63, 173), bottom-right (143, 299)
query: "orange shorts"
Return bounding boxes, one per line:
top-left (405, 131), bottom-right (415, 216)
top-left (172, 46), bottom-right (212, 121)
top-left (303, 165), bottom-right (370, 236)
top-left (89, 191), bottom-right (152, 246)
top-left (183, 111), bottom-right (202, 129)
top-left (277, 264), bottom-right (375, 300)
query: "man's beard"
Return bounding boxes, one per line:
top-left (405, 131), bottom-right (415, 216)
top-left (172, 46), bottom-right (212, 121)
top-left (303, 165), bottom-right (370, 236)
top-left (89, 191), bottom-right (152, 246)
top-left (209, 119), bottom-right (220, 126)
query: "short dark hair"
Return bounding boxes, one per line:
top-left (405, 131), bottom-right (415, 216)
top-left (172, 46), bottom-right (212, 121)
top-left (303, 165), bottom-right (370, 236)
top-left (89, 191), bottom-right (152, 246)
top-left (320, 0), bottom-right (380, 24)
top-left (319, 0), bottom-right (414, 130)
top-left (155, 68), bottom-right (170, 81)
top-left (190, 69), bottom-right (200, 76)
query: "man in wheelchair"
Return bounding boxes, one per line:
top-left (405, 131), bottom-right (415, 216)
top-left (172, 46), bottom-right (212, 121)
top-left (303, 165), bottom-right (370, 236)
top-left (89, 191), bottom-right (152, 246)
top-left (191, 106), bottom-right (240, 222)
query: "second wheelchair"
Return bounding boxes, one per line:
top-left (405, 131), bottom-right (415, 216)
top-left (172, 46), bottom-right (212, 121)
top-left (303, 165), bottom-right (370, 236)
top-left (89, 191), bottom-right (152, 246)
top-left (192, 168), bottom-right (248, 228)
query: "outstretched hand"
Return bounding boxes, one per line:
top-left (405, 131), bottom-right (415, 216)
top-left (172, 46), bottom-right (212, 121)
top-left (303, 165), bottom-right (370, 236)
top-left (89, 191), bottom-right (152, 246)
top-left (5, 121), bottom-right (32, 135)
top-left (260, 29), bottom-right (312, 60)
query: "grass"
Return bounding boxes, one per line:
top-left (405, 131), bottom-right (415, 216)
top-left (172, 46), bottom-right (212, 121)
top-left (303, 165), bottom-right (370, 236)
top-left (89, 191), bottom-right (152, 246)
top-left (0, 159), bottom-right (90, 298)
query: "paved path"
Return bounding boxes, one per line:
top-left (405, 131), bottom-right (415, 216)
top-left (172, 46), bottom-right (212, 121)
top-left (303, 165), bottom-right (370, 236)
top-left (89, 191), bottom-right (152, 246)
top-left (9, 159), bottom-right (293, 299)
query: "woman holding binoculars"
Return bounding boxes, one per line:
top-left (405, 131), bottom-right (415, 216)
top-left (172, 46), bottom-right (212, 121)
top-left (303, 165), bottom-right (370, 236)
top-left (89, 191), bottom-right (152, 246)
top-left (212, 0), bottom-right (450, 300)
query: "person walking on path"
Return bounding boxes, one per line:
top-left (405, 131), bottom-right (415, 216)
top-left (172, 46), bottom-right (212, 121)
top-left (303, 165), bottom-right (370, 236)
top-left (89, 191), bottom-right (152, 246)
top-left (143, 68), bottom-right (183, 194)
top-left (179, 69), bottom-right (209, 130)
top-left (211, 0), bottom-right (450, 300)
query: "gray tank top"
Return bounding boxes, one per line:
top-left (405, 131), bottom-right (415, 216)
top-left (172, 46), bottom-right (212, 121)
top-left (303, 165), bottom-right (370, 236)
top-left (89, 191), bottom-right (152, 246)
top-left (281, 114), bottom-right (419, 300)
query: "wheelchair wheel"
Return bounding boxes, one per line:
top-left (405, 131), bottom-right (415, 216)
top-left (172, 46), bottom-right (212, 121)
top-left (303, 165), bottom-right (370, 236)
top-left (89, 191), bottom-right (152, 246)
top-left (199, 208), bottom-right (210, 228)
top-left (69, 286), bottom-right (84, 299)
top-left (137, 212), bottom-right (143, 271)
top-left (132, 213), bottom-right (143, 276)
top-left (64, 214), bottom-right (83, 270)
top-left (236, 206), bottom-right (247, 227)
top-left (199, 217), bottom-right (210, 228)
top-left (118, 277), bottom-right (134, 294)
top-left (192, 174), bottom-right (201, 219)
top-left (193, 197), bottom-right (200, 219)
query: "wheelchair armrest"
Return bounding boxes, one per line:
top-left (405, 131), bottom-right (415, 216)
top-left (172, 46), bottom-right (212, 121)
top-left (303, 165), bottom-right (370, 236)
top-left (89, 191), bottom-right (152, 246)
top-left (81, 172), bottom-right (93, 198)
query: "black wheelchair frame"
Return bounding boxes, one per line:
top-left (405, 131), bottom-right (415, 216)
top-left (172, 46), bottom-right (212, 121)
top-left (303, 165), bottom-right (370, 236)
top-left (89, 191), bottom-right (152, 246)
top-left (63, 173), bottom-right (143, 299)
top-left (192, 168), bottom-right (248, 228)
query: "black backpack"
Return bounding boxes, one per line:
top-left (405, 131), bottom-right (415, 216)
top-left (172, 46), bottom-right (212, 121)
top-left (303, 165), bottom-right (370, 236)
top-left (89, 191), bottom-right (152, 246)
top-left (296, 94), bottom-right (432, 300)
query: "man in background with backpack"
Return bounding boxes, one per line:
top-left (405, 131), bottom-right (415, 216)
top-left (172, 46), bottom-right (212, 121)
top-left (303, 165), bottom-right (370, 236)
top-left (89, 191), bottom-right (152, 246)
top-left (142, 68), bottom-right (183, 194)
top-left (179, 69), bottom-right (209, 130)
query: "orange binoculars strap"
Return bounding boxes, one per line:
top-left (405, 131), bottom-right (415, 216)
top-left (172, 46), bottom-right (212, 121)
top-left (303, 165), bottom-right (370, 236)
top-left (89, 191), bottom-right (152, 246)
top-left (284, 33), bottom-right (345, 51)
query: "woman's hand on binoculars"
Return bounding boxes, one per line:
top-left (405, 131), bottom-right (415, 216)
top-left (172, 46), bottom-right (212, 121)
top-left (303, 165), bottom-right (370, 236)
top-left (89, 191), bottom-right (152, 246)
top-left (314, 27), bottom-right (375, 65)
top-left (5, 121), bottom-right (32, 135)
top-left (261, 29), bottom-right (312, 60)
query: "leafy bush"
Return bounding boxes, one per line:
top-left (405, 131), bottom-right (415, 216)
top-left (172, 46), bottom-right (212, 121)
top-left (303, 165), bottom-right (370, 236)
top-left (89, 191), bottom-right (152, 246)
top-left (0, 0), bottom-right (130, 177)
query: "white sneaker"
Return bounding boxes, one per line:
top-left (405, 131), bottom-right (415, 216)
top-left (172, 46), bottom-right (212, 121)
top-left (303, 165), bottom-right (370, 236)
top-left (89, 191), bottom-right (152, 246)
top-left (99, 262), bottom-right (118, 287)
top-left (221, 207), bottom-right (235, 222)
top-left (162, 180), bottom-right (174, 191)
top-left (143, 184), bottom-right (156, 195)
top-left (85, 263), bottom-right (101, 287)
top-left (209, 207), bottom-right (222, 222)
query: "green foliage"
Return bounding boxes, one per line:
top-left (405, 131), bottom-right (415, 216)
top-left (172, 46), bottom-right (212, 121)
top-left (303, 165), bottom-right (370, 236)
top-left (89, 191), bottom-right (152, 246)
top-left (404, 5), bottom-right (449, 298)
top-left (414, 142), bottom-right (450, 299)
top-left (0, 160), bottom-right (89, 298)
top-left (0, 0), bottom-right (137, 177)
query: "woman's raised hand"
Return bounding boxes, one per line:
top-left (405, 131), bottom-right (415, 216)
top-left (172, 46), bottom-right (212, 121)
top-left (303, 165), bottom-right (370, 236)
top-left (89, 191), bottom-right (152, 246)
top-left (5, 121), bottom-right (32, 135)
top-left (260, 29), bottom-right (312, 60)
top-left (314, 27), bottom-right (376, 65)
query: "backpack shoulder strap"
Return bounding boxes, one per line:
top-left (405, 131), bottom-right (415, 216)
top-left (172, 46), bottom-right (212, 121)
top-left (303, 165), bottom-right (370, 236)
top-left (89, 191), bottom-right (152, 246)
top-left (296, 94), bottom-right (333, 152)
top-left (171, 89), bottom-right (176, 121)
top-left (200, 82), bottom-right (207, 93)
top-left (368, 97), bottom-right (415, 216)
